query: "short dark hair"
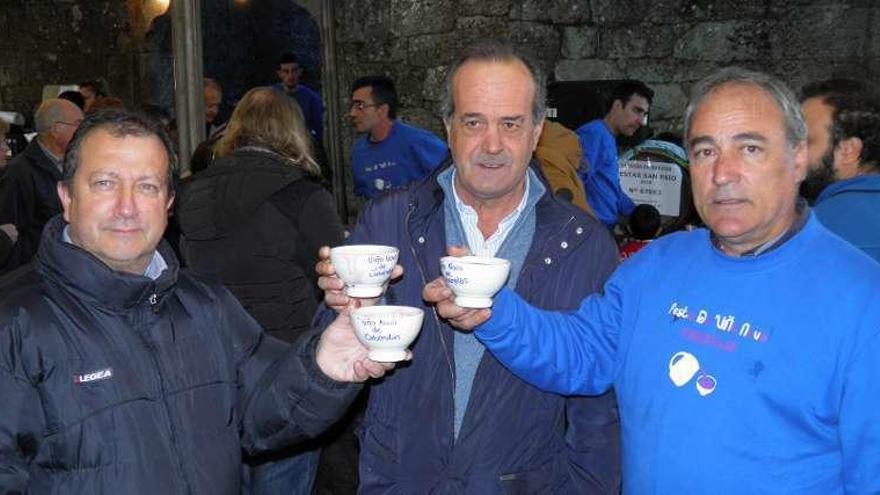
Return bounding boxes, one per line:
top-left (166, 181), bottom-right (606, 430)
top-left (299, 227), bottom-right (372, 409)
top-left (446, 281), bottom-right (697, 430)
top-left (629, 204), bottom-right (661, 240)
top-left (58, 90), bottom-right (86, 111)
top-left (278, 52), bottom-right (300, 68)
top-left (441, 41), bottom-right (546, 125)
top-left (351, 76), bottom-right (399, 119)
top-left (799, 78), bottom-right (869, 103)
top-left (610, 80), bottom-right (654, 109)
top-left (62, 109), bottom-right (178, 193)
top-left (79, 80), bottom-right (107, 97)
top-left (827, 93), bottom-right (880, 172)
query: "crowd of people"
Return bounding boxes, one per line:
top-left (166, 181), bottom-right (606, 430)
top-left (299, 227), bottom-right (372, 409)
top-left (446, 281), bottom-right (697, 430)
top-left (1, 39), bottom-right (879, 494)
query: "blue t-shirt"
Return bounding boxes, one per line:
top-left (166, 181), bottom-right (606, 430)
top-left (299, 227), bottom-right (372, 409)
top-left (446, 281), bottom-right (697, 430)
top-left (575, 119), bottom-right (637, 228)
top-left (273, 83), bottom-right (324, 140)
top-left (351, 121), bottom-right (447, 199)
top-left (477, 214), bottom-right (880, 493)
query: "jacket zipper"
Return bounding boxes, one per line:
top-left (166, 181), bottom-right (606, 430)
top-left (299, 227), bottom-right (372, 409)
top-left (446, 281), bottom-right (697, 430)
top-left (136, 294), bottom-right (195, 495)
top-left (403, 202), bottom-right (455, 384)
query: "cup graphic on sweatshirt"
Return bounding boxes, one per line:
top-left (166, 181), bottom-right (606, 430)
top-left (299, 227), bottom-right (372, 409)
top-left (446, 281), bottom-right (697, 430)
top-left (695, 374), bottom-right (717, 396)
top-left (668, 351), bottom-right (700, 387)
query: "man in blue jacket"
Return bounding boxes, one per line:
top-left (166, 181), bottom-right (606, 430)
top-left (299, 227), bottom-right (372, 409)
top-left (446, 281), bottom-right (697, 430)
top-left (799, 81), bottom-right (880, 262)
top-left (316, 42), bottom-right (621, 493)
top-left (0, 109), bottom-right (396, 493)
top-left (426, 68), bottom-right (880, 493)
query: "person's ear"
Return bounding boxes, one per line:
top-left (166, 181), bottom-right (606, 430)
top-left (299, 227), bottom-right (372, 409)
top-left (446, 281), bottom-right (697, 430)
top-left (833, 137), bottom-right (863, 179)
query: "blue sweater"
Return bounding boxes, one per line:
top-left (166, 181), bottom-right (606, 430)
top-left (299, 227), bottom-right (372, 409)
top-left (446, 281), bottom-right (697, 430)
top-left (575, 120), bottom-right (637, 228)
top-left (814, 174), bottom-right (880, 263)
top-left (351, 121), bottom-right (447, 199)
top-left (477, 215), bottom-right (880, 493)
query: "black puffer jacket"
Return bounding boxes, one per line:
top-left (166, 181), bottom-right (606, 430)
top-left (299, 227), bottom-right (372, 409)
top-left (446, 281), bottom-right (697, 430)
top-left (0, 216), bottom-right (360, 494)
top-left (177, 148), bottom-right (344, 343)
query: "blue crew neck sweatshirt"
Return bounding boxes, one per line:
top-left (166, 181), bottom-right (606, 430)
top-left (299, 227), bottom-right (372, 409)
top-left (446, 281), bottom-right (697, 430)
top-left (475, 214), bottom-right (880, 493)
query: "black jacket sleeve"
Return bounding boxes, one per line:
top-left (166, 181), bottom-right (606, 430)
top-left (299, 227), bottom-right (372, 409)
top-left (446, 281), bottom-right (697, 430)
top-left (222, 286), bottom-right (361, 456)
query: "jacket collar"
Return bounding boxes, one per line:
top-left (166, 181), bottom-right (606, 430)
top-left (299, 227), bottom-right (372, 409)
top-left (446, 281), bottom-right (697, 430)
top-left (35, 215), bottom-right (179, 311)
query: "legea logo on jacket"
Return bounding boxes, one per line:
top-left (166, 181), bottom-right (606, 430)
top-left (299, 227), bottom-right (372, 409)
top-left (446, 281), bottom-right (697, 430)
top-left (73, 367), bottom-right (113, 384)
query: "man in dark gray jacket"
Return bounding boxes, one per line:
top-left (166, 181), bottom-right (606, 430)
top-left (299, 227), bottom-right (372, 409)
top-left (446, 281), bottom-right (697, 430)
top-left (0, 109), bottom-right (395, 494)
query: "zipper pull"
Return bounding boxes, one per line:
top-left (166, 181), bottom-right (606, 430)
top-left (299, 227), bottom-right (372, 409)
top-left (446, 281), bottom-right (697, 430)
top-left (149, 293), bottom-right (158, 305)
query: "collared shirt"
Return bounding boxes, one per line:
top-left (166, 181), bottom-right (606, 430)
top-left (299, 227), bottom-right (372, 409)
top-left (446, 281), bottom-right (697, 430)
top-left (711, 198), bottom-right (809, 257)
top-left (62, 225), bottom-right (167, 280)
top-left (449, 169), bottom-right (530, 257)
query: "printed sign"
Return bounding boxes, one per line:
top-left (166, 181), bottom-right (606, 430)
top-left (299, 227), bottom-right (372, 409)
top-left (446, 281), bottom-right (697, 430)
top-left (619, 159), bottom-right (683, 216)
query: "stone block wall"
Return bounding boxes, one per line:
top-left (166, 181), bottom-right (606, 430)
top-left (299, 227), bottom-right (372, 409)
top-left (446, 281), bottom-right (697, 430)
top-left (0, 1), bottom-right (136, 121)
top-left (332, 0), bottom-right (880, 141)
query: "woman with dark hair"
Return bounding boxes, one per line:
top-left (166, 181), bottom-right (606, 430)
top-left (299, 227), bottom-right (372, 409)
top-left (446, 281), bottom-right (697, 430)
top-left (176, 86), bottom-right (345, 494)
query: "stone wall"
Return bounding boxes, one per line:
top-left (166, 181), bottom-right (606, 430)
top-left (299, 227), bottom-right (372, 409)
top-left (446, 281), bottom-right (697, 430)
top-left (0, 1), bottom-right (136, 120)
top-left (332, 0), bottom-right (880, 140)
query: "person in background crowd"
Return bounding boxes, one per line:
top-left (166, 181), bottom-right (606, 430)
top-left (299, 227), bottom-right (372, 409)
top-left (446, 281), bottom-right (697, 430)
top-left (576, 80), bottom-right (653, 229)
top-left (0, 119), bottom-right (18, 268)
top-left (534, 119), bottom-right (593, 214)
top-left (275, 52), bottom-right (324, 141)
top-left (348, 75), bottom-right (447, 200)
top-left (0, 98), bottom-right (83, 274)
top-left (799, 79), bottom-right (880, 262)
top-left (78, 79), bottom-right (106, 112)
top-left (204, 78), bottom-right (226, 139)
top-left (426, 67), bottom-right (880, 493)
top-left (0, 108), bottom-right (396, 494)
top-left (619, 203), bottom-right (661, 261)
top-left (176, 87), bottom-right (346, 495)
top-left (317, 41), bottom-right (621, 494)
top-left (798, 78), bottom-right (869, 203)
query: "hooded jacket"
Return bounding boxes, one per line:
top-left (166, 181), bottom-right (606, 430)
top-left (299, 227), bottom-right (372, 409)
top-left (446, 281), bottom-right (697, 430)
top-left (177, 148), bottom-right (344, 343)
top-left (0, 215), bottom-right (359, 494)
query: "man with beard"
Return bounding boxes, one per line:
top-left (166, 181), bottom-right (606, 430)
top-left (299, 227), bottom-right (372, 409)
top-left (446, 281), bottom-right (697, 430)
top-left (575, 80), bottom-right (653, 229)
top-left (798, 79), bottom-right (869, 203)
top-left (800, 80), bottom-right (880, 262)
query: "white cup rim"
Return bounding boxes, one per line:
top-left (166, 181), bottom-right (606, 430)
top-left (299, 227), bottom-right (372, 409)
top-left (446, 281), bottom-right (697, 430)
top-left (331, 245), bottom-right (399, 255)
top-left (440, 255), bottom-right (510, 267)
top-left (351, 305), bottom-right (424, 318)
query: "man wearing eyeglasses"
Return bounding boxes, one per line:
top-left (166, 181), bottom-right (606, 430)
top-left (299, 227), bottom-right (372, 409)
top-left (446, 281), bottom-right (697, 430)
top-left (349, 75), bottom-right (447, 200)
top-left (0, 98), bottom-right (83, 273)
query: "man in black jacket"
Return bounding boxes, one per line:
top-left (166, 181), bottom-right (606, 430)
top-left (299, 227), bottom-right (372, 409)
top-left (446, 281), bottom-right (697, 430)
top-left (0, 109), bottom-right (395, 494)
top-left (0, 98), bottom-right (83, 274)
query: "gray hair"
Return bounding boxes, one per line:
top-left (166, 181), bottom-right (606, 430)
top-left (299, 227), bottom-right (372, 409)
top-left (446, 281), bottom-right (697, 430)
top-left (34, 99), bottom-right (73, 135)
top-left (440, 41), bottom-right (546, 125)
top-left (683, 67), bottom-right (807, 148)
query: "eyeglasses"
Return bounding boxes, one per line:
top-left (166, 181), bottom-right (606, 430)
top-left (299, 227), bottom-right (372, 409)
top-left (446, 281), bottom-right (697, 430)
top-left (349, 100), bottom-right (379, 111)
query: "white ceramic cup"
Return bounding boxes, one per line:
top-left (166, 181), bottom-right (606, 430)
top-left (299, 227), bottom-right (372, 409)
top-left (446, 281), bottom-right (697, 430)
top-left (330, 245), bottom-right (400, 298)
top-left (439, 255), bottom-right (511, 309)
top-left (350, 305), bottom-right (425, 362)
top-left (668, 351), bottom-right (700, 387)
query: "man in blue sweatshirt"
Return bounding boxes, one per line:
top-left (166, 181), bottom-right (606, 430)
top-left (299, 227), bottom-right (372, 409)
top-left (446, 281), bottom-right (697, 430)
top-left (799, 80), bottom-right (880, 262)
top-left (575, 80), bottom-right (653, 228)
top-left (348, 75), bottom-right (447, 200)
top-left (426, 68), bottom-right (880, 493)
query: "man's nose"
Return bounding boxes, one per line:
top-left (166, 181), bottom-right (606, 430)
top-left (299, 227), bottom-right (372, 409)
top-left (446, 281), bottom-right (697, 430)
top-left (481, 124), bottom-right (503, 154)
top-left (114, 187), bottom-right (137, 218)
top-left (713, 151), bottom-right (742, 186)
